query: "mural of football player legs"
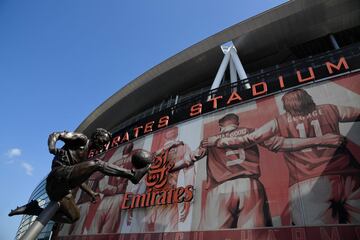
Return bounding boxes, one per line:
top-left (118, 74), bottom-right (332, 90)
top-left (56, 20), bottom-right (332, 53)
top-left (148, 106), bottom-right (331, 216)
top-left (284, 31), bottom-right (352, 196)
top-left (67, 202), bottom-right (91, 235)
top-left (87, 176), bottom-right (124, 233)
top-left (120, 180), bottom-right (147, 233)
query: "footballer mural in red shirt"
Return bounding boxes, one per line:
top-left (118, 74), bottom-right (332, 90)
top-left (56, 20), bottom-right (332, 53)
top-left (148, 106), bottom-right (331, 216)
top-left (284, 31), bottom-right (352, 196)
top-left (55, 73), bottom-right (360, 240)
top-left (146, 126), bottom-right (196, 232)
top-left (212, 78), bottom-right (360, 225)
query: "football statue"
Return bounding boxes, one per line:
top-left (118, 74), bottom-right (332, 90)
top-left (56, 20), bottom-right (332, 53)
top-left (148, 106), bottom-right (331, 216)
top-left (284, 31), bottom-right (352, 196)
top-left (8, 129), bottom-right (150, 225)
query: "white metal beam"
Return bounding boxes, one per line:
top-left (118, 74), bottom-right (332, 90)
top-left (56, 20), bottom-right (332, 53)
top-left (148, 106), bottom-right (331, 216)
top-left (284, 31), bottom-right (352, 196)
top-left (330, 34), bottom-right (340, 50)
top-left (230, 47), bottom-right (247, 80)
top-left (210, 50), bottom-right (231, 90)
top-left (229, 58), bottom-right (237, 84)
top-left (210, 42), bottom-right (250, 94)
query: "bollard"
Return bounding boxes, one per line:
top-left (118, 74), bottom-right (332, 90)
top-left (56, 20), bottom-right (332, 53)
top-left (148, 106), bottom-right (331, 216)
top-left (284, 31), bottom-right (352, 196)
top-left (20, 201), bottom-right (60, 240)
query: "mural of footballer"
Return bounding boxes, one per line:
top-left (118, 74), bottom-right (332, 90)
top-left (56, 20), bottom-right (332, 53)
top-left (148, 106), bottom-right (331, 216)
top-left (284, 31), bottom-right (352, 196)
top-left (173, 113), bottom-right (273, 230)
top-left (204, 88), bottom-right (360, 225)
top-left (88, 143), bottom-right (134, 233)
top-left (120, 178), bottom-right (147, 233)
top-left (148, 127), bottom-right (196, 232)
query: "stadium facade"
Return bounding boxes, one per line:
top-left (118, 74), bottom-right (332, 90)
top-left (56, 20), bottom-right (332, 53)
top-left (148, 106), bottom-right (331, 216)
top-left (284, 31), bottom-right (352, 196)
top-left (15, 0), bottom-right (360, 239)
top-left (15, 179), bottom-right (55, 240)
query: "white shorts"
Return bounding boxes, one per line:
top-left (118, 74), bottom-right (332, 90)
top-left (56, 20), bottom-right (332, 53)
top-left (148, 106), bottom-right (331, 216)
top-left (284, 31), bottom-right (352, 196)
top-left (87, 194), bottom-right (123, 234)
top-left (119, 207), bottom-right (147, 233)
top-left (289, 175), bottom-right (360, 225)
top-left (199, 177), bottom-right (272, 230)
top-left (146, 204), bottom-right (179, 232)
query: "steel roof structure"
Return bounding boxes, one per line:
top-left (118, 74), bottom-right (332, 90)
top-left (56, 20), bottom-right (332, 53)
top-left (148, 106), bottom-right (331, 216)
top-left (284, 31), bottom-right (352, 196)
top-left (76, 0), bottom-right (360, 135)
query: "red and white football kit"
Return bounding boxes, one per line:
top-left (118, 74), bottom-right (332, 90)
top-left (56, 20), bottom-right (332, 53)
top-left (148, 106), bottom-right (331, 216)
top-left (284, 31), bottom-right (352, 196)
top-left (195, 126), bottom-right (272, 230)
top-left (216, 104), bottom-right (360, 225)
top-left (275, 104), bottom-right (360, 224)
top-left (148, 140), bottom-right (195, 232)
top-left (119, 179), bottom-right (147, 233)
top-left (88, 154), bottom-right (132, 233)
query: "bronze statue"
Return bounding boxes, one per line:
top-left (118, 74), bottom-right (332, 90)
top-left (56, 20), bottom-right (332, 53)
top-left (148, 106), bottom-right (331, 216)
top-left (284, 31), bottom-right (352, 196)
top-left (9, 128), bottom-right (150, 224)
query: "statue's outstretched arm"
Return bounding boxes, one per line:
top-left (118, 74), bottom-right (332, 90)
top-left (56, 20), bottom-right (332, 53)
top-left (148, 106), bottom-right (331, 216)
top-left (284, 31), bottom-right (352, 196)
top-left (48, 131), bottom-right (88, 155)
top-left (48, 132), bottom-right (64, 155)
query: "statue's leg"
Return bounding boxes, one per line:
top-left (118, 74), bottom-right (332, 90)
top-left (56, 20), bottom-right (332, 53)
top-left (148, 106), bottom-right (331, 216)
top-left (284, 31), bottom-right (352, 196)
top-left (51, 195), bottom-right (80, 224)
top-left (8, 200), bottom-right (43, 217)
top-left (8, 197), bottom-right (78, 224)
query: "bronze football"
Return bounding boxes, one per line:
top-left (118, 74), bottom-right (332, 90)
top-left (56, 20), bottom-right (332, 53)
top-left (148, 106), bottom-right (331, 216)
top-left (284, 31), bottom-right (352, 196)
top-left (131, 149), bottom-right (153, 169)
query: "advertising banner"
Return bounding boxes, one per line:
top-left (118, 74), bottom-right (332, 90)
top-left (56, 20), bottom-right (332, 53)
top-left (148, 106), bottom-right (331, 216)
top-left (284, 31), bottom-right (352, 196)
top-left (56, 72), bottom-right (360, 240)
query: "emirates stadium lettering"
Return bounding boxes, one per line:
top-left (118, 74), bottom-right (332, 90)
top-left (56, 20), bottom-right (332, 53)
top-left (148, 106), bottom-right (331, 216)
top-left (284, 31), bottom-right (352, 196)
top-left (88, 56), bottom-right (350, 158)
top-left (121, 148), bottom-right (194, 209)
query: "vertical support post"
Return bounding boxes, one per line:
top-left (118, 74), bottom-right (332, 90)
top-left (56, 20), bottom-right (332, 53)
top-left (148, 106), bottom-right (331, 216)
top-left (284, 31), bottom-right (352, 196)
top-left (230, 48), bottom-right (250, 89)
top-left (330, 34), bottom-right (340, 50)
top-left (210, 51), bottom-right (231, 91)
top-left (230, 48), bottom-right (247, 80)
top-left (172, 95), bottom-right (179, 115)
top-left (20, 201), bottom-right (60, 240)
top-left (229, 58), bottom-right (237, 92)
top-left (209, 42), bottom-right (250, 97)
top-left (229, 58), bottom-right (237, 84)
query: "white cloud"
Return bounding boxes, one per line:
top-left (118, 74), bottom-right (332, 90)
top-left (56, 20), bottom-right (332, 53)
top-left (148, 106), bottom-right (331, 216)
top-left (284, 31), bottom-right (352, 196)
top-left (6, 148), bottom-right (22, 158)
top-left (21, 162), bottom-right (34, 176)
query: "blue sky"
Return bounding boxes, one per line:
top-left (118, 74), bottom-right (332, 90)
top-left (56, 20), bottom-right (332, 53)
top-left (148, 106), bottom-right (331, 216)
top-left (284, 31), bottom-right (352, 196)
top-left (0, 0), bottom-right (286, 238)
